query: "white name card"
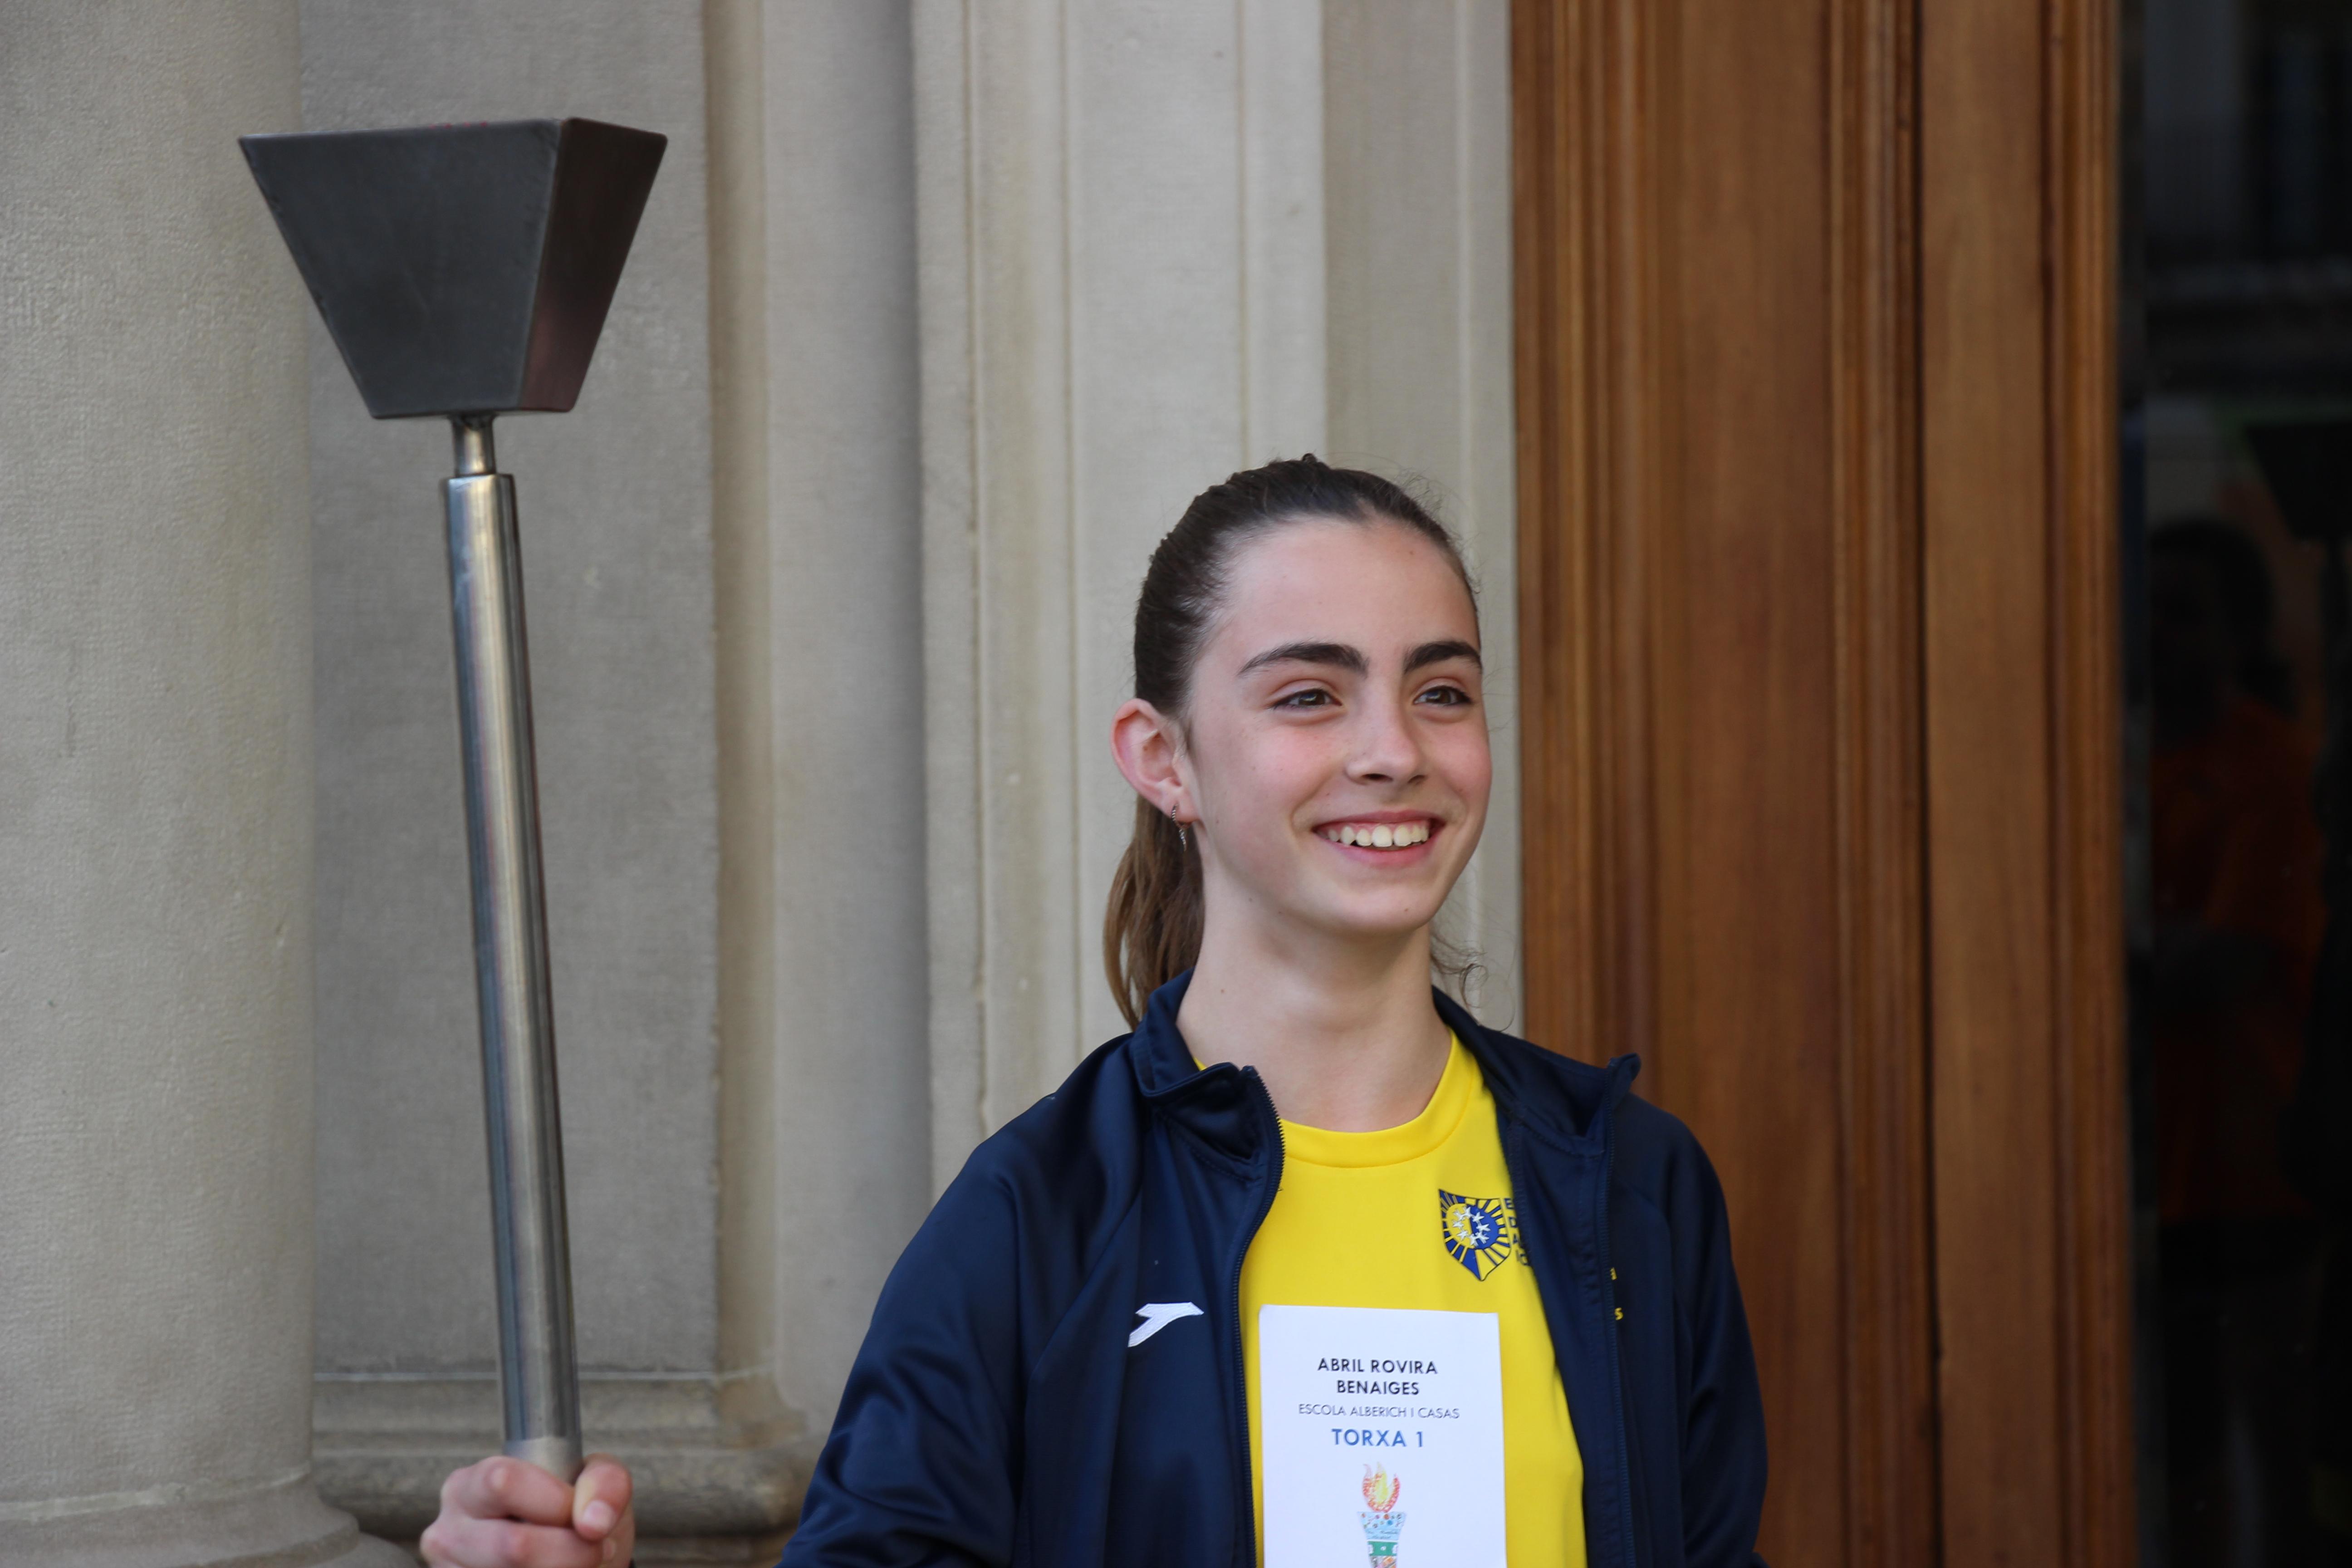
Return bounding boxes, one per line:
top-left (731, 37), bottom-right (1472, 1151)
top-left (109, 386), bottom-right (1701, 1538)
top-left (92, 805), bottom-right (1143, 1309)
top-left (1258, 1304), bottom-right (1508, 1568)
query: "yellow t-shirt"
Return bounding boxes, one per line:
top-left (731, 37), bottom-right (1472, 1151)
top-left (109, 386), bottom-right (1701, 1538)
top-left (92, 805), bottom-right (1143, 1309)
top-left (1240, 1034), bottom-right (1587, 1566)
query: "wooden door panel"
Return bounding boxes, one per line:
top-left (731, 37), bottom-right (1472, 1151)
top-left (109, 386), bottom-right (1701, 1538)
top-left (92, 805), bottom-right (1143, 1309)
top-left (1513, 0), bottom-right (2130, 1560)
top-left (1920, 0), bottom-right (2134, 1558)
top-left (1515, 0), bottom-right (1918, 1557)
top-left (1654, 3), bottom-right (1849, 1560)
top-left (1921, 2), bottom-right (2068, 1553)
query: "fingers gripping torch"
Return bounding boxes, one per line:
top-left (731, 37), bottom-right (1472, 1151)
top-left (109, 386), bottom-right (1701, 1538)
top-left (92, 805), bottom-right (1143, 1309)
top-left (240, 119), bottom-right (667, 1482)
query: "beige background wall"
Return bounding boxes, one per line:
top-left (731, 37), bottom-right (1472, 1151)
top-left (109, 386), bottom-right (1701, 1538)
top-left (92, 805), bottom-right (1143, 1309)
top-left (705, 0), bottom-right (936, 1450)
top-left (0, 3), bottom-right (400, 1563)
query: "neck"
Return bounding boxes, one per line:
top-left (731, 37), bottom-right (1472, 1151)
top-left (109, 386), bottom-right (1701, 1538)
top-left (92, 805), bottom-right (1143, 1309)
top-left (1176, 903), bottom-right (1453, 1133)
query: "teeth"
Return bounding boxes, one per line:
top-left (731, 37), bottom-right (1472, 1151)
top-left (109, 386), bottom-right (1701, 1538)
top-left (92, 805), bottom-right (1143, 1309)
top-left (1321, 821), bottom-right (1433, 848)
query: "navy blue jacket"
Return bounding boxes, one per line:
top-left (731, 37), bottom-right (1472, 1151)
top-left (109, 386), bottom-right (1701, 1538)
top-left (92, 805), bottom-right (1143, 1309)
top-left (784, 975), bottom-right (1768, 1567)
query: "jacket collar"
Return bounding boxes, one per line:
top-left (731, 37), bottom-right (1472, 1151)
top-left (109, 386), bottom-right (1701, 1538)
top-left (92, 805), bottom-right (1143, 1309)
top-left (1128, 969), bottom-right (1640, 1156)
top-left (1127, 970), bottom-right (1262, 1165)
top-left (1431, 987), bottom-right (1640, 1150)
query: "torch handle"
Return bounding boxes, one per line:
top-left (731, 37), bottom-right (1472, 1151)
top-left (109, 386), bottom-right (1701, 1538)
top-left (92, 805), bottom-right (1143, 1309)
top-left (445, 422), bottom-right (583, 1483)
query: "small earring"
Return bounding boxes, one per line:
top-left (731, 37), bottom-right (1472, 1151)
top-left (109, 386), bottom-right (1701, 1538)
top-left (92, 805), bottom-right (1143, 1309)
top-left (1176, 822), bottom-right (1189, 851)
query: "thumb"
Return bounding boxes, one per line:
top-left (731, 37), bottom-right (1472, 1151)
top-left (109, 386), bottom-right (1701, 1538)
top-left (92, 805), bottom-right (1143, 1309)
top-left (572, 1454), bottom-right (634, 1539)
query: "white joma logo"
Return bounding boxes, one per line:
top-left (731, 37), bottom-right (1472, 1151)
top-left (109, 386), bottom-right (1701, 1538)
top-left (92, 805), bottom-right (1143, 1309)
top-left (1128, 1301), bottom-right (1204, 1348)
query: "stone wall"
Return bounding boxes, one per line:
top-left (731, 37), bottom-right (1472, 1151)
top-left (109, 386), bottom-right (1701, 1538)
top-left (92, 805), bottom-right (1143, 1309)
top-left (0, 3), bottom-right (402, 1563)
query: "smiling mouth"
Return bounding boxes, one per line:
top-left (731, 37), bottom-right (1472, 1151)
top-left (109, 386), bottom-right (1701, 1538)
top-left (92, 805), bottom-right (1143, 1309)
top-left (1318, 820), bottom-right (1434, 850)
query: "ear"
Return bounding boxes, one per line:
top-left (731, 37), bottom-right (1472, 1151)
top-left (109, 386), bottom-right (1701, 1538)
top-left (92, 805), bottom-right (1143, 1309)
top-left (1110, 698), bottom-right (1193, 823)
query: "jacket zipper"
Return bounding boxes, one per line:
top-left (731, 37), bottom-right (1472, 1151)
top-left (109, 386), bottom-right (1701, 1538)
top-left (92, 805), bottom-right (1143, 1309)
top-left (1594, 1101), bottom-right (1638, 1565)
top-left (1500, 1099), bottom-right (1638, 1568)
top-left (1228, 1065), bottom-right (1284, 1568)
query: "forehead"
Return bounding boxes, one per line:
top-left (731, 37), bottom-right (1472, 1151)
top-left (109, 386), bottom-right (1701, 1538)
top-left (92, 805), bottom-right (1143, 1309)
top-left (1206, 517), bottom-right (1478, 658)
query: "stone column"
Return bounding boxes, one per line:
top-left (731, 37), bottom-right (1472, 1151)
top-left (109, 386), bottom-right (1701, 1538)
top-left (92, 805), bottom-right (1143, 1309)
top-left (708, 0), bottom-right (935, 1446)
top-left (0, 4), bottom-right (402, 1565)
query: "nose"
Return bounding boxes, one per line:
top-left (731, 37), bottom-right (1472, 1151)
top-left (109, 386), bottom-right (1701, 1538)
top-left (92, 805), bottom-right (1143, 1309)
top-left (1346, 688), bottom-right (1427, 786)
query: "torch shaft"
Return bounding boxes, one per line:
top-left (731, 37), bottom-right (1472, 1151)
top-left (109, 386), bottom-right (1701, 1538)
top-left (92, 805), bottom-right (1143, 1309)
top-left (444, 422), bottom-right (583, 1482)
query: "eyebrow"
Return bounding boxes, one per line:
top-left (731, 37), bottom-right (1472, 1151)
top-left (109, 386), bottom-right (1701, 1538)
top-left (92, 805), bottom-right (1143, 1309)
top-left (1406, 639), bottom-right (1483, 673)
top-left (1239, 640), bottom-right (1367, 676)
top-left (1235, 638), bottom-right (1483, 677)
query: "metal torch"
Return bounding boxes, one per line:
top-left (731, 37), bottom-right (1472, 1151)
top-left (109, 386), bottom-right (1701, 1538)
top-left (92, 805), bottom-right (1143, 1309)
top-left (240, 118), bottom-right (667, 1482)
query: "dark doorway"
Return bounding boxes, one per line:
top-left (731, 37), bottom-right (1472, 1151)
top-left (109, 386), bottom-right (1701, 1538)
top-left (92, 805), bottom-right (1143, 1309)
top-left (2129, 0), bottom-right (2352, 1560)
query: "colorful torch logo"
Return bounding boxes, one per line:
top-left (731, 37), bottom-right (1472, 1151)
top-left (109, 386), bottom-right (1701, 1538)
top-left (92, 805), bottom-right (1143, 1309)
top-left (1359, 1464), bottom-right (1406, 1565)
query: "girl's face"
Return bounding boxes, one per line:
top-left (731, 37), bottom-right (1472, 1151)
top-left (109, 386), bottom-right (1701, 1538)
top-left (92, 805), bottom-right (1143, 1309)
top-left (1116, 517), bottom-right (1491, 948)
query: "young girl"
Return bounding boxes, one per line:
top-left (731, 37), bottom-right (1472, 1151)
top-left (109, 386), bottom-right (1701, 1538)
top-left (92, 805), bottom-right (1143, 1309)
top-left (424, 458), bottom-right (1768, 1568)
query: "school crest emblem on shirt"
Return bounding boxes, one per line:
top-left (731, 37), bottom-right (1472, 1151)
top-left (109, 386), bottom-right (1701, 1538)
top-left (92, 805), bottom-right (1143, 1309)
top-left (1438, 1190), bottom-right (1515, 1280)
top-left (1359, 1464), bottom-right (1406, 1564)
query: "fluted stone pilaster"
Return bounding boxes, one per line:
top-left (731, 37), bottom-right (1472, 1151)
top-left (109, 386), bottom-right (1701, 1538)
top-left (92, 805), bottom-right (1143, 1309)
top-left (0, 5), bottom-right (402, 1564)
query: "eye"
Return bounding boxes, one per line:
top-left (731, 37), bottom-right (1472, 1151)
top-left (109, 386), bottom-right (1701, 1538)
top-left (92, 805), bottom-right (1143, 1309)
top-left (1275, 687), bottom-right (1336, 709)
top-left (1416, 683), bottom-right (1474, 706)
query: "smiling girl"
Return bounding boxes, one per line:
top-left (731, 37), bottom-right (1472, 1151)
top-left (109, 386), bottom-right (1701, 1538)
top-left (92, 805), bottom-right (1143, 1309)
top-left (425, 457), bottom-right (1767, 1568)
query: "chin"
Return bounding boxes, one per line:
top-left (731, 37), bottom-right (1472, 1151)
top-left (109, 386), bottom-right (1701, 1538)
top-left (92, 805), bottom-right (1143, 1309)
top-left (1307, 896), bottom-right (1450, 945)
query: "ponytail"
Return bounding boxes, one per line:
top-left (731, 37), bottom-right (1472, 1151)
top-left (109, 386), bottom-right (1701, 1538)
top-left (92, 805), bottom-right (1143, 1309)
top-left (1104, 801), bottom-right (1203, 1025)
top-left (1102, 456), bottom-right (1475, 1024)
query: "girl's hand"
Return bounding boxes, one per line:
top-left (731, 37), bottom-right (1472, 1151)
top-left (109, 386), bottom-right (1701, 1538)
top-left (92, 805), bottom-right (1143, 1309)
top-left (420, 1452), bottom-right (636, 1568)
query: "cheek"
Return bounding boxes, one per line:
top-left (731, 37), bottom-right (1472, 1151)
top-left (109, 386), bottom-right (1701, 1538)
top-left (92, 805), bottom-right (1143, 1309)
top-left (1430, 723), bottom-right (1494, 812)
top-left (1192, 718), bottom-right (1346, 828)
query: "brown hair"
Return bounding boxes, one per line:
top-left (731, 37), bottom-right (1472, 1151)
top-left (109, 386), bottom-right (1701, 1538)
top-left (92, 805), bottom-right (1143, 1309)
top-left (1102, 455), bottom-right (1477, 1024)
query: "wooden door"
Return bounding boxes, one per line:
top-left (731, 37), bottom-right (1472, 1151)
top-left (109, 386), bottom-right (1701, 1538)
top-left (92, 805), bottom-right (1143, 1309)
top-left (1510, 0), bottom-right (2135, 1563)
